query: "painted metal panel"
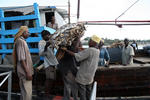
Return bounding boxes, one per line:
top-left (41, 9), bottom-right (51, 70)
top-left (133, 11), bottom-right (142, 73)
top-left (0, 15), bottom-right (38, 22)
top-left (0, 3), bottom-right (56, 60)
top-left (0, 26), bottom-right (55, 35)
top-left (0, 48), bottom-right (39, 53)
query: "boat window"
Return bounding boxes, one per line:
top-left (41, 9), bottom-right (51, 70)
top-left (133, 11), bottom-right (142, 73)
top-left (45, 12), bottom-right (54, 26)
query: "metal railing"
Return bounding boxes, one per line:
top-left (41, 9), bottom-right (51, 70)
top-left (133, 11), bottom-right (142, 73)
top-left (0, 71), bottom-right (12, 100)
top-left (90, 81), bottom-right (97, 100)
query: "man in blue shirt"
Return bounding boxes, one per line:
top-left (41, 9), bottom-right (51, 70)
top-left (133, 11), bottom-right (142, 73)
top-left (98, 40), bottom-right (110, 67)
top-left (131, 40), bottom-right (138, 53)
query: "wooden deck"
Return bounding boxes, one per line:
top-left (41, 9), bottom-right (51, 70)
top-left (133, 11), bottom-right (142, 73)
top-left (134, 57), bottom-right (150, 63)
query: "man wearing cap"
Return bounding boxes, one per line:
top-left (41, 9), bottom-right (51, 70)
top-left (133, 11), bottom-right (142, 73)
top-left (122, 38), bottom-right (135, 66)
top-left (13, 26), bottom-right (33, 100)
top-left (98, 39), bottom-right (110, 67)
top-left (61, 35), bottom-right (100, 100)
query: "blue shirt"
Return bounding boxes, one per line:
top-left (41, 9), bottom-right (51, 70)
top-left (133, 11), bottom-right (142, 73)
top-left (98, 47), bottom-right (110, 66)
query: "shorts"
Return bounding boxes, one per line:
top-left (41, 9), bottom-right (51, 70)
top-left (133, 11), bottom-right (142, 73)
top-left (45, 66), bottom-right (56, 80)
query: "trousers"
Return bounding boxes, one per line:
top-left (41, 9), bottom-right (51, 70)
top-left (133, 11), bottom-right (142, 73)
top-left (63, 71), bottom-right (78, 100)
top-left (77, 83), bottom-right (92, 100)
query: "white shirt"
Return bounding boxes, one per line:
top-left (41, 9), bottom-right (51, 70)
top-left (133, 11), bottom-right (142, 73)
top-left (122, 45), bottom-right (135, 65)
top-left (38, 40), bottom-right (58, 68)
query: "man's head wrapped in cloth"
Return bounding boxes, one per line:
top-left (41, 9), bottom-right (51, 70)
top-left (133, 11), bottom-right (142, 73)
top-left (14, 26), bottom-right (29, 42)
top-left (13, 26), bottom-right (29, 68)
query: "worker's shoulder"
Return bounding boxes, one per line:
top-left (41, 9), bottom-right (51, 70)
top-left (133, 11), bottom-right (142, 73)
top-left (128, 45), bottom-right (133, 48)
top-left (89, 47), bottom-right (100, 53)
top-left (101, 47), bottom-right (107, 50)
top-left (16, 37), bottom-right (25, 44)
top-left (39, 39), bottom-right (45, 42)
top-left (39, 39), bottom-right (46, 44)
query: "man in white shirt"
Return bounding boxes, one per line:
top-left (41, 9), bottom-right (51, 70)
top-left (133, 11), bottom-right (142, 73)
top-left (122, 38), bottom-right (135, 65)
top-left (38, 30), bottom-right (58, 96)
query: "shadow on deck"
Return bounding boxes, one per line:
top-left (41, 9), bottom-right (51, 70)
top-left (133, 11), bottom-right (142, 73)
top-left (0, 91), bottom-right (150, 100)
top-left (0, 91), bottom-right (64, 100)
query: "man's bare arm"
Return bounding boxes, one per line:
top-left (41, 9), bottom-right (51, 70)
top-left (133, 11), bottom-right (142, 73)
top-left (61, 47), bottom-right (75, 56)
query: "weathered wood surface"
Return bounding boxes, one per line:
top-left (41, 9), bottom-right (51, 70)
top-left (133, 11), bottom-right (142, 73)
top-left (95, 64), bottom-right (150, 97)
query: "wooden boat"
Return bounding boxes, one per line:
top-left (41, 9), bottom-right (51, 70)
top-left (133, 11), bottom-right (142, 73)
top-left (0, 60), bottom-right (150, 97)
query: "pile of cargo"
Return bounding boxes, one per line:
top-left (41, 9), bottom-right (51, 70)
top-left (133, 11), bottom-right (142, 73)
top-left (52, 23), bottom-right (86, 49)
top-left (51, 23), bottom-right (86, 60)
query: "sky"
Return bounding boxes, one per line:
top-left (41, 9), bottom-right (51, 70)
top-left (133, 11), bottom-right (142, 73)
top-left (0, 0), bottom-right (150, 40)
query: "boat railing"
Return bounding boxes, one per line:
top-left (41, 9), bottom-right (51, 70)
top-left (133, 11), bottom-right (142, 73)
top-left (90, 81), bottom-right (97, 100)
top-left (0, 71), bottom-right (12, 100)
